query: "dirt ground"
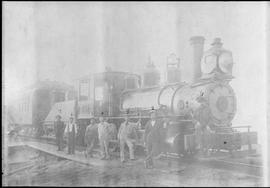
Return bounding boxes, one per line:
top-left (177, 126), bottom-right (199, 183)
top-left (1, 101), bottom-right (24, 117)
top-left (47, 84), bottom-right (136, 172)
top-left (4, 146), bottom-right (263, 187)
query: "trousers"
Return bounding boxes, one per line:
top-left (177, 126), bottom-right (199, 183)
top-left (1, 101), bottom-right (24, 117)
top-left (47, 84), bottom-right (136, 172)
top-left (85, 137), bottom-right (98, 157)
top-left (56, 134), bottom-right (64, 151)
top-left (120, 138), bottom-right (135, 162)
top-left (145, 134), bottom-right (161, 167)
top-left (67, 131), bottom-right (75, 154)
top-left (99, 137), bottom-right (110, 158)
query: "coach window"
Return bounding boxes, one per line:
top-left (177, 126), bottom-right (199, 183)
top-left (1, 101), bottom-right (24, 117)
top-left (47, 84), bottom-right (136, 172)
top-left (89, 77), bottom-right (94, 100)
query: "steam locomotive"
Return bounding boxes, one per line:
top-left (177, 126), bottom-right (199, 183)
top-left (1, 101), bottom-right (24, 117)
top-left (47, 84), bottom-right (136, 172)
top-left (7, 36), bottom-right (257, 156)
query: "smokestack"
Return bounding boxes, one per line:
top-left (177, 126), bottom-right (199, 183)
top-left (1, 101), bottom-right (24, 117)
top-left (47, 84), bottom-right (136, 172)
top-left (190, 36), bottom-right (205, 82)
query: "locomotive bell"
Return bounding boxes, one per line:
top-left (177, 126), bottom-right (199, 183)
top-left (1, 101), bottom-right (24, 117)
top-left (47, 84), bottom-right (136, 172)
top-left (142, 57), bottom-right (161, 87)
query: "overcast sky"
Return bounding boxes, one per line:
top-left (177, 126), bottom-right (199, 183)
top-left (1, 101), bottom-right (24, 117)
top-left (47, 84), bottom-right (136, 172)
top-left (3, 2), bottom-right (267, 140)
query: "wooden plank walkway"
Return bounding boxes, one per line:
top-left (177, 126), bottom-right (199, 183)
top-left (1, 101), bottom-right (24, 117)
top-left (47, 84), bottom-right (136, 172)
top-left (7, 140), bottom-right (144, 169)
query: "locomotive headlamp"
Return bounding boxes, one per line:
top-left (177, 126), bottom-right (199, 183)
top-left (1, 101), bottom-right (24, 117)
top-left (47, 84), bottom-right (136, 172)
top-left (218, 51), bottom-right (233, 74)
top-left (203, 54), bottom-right (217, 74)
top-left (201, 38), bottom-right (233, 76)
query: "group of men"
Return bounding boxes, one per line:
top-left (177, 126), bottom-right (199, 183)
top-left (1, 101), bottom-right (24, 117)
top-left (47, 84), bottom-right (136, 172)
top-left (53, 104), bottom-right (212, 168)
top-left (54, 114), bottom-right (77, 155)
top-left (85, 115), bottom-right (116, 160)
top-left (53, 110), bottom-right (170, 168)
top-left (84, 110), bottom-right (169, 169)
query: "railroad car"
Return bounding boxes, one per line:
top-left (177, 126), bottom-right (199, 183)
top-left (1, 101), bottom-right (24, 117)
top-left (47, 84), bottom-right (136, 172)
top-left (7, 80), bottom-right (75, 137)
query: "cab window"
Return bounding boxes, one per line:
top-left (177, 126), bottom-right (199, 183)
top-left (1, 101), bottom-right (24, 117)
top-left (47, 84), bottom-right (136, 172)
top-left (125, 76), bottom-right (139, 90)
top-left (79, 80), bottom-right (89, 101)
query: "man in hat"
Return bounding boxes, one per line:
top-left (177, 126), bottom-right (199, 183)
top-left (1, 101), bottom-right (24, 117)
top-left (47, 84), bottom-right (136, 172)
top-left (158, 110), bottom-right (170, 158)
top-left (98, 113), bottom-right (111, 160)
top-left (65, 114), bottom-right (77, 154)
top-left (54, 115), bottom-right (66, 151)
top-left (194, 95), bottom-right (214, 155)
top-left (84, 117), bottom-right (98, 158)
top-left (144, 110), bottom-right (163, 168)
top-left (118, 111), bottom-right (139, 163)
top-left (183, 101), bottom-right (194, 120)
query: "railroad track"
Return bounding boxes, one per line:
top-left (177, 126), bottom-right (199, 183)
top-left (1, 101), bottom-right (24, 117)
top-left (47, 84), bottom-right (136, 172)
top-left (13, 134), bottom-right (263, 178)
top-left (158, 152), bottom-right (263, 178)
top-left (210, 158), bottom-right (263, 178)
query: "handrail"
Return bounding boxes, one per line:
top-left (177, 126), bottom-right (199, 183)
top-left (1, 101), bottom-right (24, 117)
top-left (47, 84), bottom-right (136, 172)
top-left (215, 125), bottom-right (251, 129)
top-left (41, 115), bottom-right (187, 122)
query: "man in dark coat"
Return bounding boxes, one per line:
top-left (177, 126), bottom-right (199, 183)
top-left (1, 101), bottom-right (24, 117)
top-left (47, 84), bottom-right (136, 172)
top-left (84, 117), bottom-right (98, 158)
top-left (54, 115), bottom-right (65, 151)
top-left (144, 110), bottom-right (163, 168)
top-left (158, 111), bottom-right (170, 158)
top-left (194, 96), bottom-right (214, 155)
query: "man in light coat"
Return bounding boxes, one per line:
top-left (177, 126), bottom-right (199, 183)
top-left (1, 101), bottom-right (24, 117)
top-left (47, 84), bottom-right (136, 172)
top-left (118, 112), bottom-right (139, 163)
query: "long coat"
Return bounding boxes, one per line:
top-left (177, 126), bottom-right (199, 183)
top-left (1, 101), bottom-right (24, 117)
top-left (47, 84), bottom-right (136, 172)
top-left (54, 120), bottom-right (65, 138)
top-left (144, 120), bottom-right (162, 142)
top-left (84, 123), bottom-right (98, 146)
top-left (144, 120), bottom-right (163, 156)
top-left (194, 103), bottom-right (211, 129)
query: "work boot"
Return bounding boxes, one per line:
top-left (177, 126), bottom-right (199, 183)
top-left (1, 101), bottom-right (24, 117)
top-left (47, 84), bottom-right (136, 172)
top-left (121, 159), bottom-right (126, 163)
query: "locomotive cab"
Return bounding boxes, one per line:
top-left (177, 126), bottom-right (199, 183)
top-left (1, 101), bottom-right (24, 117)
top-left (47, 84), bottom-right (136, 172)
top-left (77, 71), bottom-right (140, 119)
top-left (75, 71), bottom-right (141, 146)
